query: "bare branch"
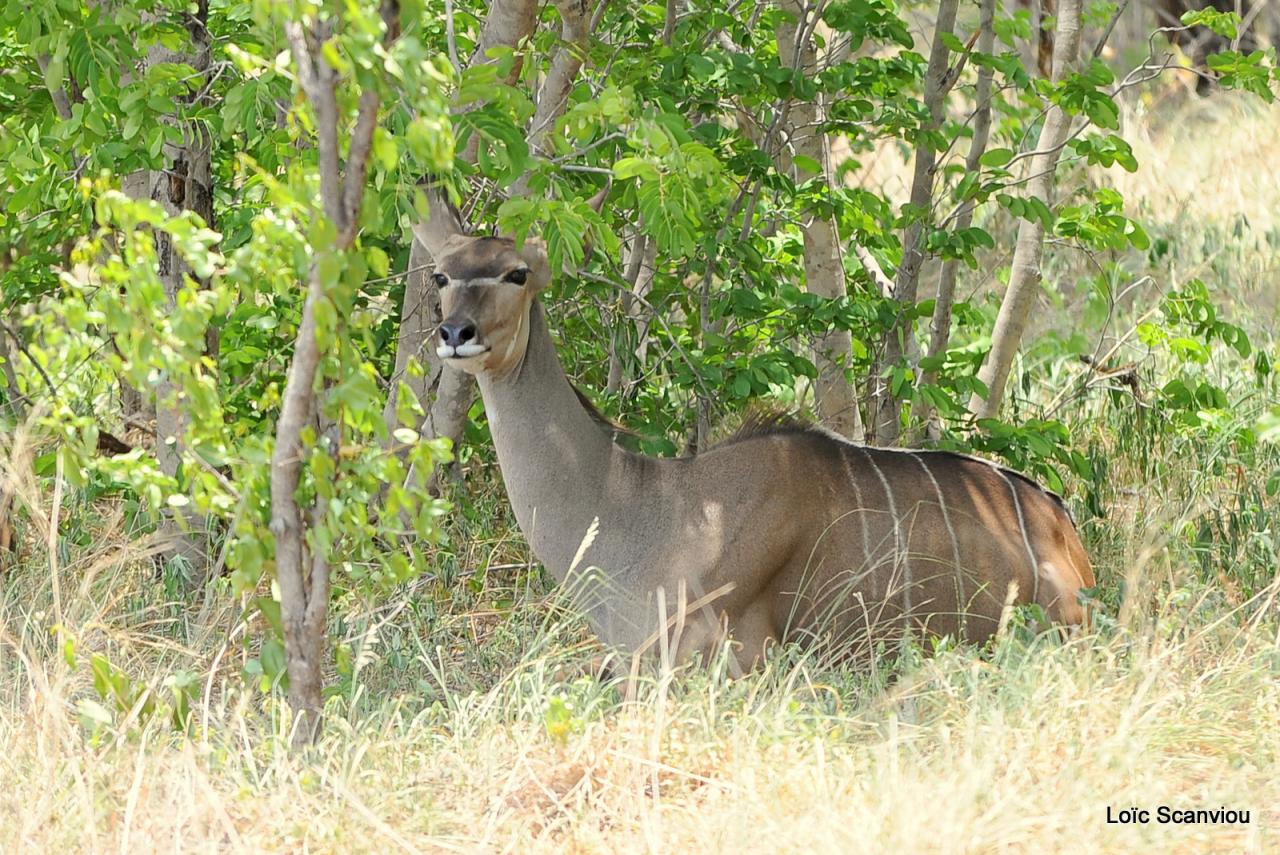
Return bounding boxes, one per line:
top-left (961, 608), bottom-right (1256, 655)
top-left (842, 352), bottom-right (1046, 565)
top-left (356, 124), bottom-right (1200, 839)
top-left (872, 0), bottom-right (960, 445)
top-left (971, 0), bottom-right (1085, 421)
top-left (36, 55), bottom-right (73, 120)
top-left (912, 0), bottom-right (997, 445)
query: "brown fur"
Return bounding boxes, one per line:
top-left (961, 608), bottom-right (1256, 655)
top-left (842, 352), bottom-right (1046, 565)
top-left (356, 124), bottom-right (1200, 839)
top-left (414, 193), bottom-right (1096, 671)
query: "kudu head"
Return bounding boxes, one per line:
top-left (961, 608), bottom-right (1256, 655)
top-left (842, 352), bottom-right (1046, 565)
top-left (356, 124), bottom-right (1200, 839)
top-left (412, 193), bottom-right (552, 377)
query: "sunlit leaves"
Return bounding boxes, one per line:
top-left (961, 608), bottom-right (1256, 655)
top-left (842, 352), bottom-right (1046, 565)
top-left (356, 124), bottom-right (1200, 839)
top-left (1051, 59), bottom-right (1120, 129)
top-left (1180, 8), bottom-right (1240, 39)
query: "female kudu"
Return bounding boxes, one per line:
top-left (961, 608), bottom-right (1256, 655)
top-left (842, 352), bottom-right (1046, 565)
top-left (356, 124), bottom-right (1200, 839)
top-left (414, 197), bottom-right (1094, 670)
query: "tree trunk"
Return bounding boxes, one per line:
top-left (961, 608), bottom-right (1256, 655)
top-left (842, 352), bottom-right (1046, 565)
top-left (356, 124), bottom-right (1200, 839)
top-left (274, 2), bottom-right (398, 748)
top-left (119, 170), bottom-right (155, 428)
top-left (382, 238), bottom-right (442, 437)
top-left (970, 0), bottom-right (1083, 421)
top-left (777, 1), bottom-right (864, 441)
top-left (460, 0), bottom-right (540, 166)
top-left (148, 1), bottom-right (215, 582)
top-left (912, 0), bottom-right (997, 444)
top-left (271, 264), bottom-right (331, 747)
top-left (606, 231), bottom-right (654, 394)
top-left (870, 0), bottom-right (959, 445)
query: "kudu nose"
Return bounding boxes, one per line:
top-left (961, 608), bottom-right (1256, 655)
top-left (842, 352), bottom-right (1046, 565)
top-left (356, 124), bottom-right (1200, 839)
top-left (439, 321), bottom-right (477, 348)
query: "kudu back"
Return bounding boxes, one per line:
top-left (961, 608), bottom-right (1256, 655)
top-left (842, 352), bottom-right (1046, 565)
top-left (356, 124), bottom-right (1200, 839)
top-left (414, 197), bottom-right (1094, 670)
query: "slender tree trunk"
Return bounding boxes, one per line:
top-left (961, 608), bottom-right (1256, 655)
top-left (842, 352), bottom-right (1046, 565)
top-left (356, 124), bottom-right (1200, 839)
top-left (912, 0), bottom-right (997, 444)
top-left (120, 171), bottom-right (154, 428)
top-left (970, 0), bottom-right (1083, 420)
top-left (777, 2), bottom-right (864, 441)
top-left (870, 0), bottom-right (959, 445)
top-left (606, 231), bottom-right (651, 394)
top-left (382, 238), bottom-right (442, 438)
top-left (147, 1), bottom-right (215, 581)
top-left (36, 54), bottom-right (74, 121)
top-left (274, 2), bottom-right (398, 748)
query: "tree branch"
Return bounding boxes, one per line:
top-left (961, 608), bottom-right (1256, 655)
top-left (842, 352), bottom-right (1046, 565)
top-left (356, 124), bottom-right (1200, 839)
top-left (36, 55), bottom-right (73, 121)
top-left (870, 0), bottom-right (959, 445)
top-left (970, 0), bottom-right (1085, 421)
top-left (912, 0), bottom-right (997, 445)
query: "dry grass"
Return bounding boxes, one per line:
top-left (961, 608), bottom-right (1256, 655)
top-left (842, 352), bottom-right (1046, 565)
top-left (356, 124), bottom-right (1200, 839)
top-left (1, 545), bottom-right (1277, 852)
top-left (1113, 93), bottom-right (1280, 236)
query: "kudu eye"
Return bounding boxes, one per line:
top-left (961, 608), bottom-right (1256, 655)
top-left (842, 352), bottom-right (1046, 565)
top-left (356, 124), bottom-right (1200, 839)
top-left (505, 268), bottom-right (528, 285)
top-left (431, 272), bottom-right (449, 288)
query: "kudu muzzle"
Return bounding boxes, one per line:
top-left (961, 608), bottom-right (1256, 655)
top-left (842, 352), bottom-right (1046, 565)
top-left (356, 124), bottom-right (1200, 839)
top-left (437, 316), bottom-right (488, 360)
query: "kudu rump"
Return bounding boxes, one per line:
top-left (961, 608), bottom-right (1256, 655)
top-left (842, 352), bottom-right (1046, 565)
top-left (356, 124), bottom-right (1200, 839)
top-left (416, 196), bottom-right (1094, 670)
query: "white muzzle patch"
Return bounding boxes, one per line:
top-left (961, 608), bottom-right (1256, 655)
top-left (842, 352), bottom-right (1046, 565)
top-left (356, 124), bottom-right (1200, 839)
top-left (437, 343), bottom-right (489, 359)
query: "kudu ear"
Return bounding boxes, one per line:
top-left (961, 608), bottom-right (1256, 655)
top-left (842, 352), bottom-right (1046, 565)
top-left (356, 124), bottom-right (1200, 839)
top-left (411, 188), bottom-right (467, 261)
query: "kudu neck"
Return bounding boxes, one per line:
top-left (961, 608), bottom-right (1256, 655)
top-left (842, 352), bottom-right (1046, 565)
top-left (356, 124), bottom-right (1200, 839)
top-left (476, 301), bottom-right (620, 582)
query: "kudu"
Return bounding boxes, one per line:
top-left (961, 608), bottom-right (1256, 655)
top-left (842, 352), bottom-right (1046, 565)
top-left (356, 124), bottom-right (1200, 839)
top-left (414, 196), bottom-right (1094, 671)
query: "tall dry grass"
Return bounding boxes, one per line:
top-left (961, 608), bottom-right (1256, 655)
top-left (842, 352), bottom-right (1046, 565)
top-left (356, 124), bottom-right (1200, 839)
top-left (1, 525), bottom-right (1277, 852)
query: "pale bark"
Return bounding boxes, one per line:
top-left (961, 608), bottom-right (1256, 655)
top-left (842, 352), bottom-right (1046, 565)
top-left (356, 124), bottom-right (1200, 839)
top-left (912, 0), bottom-right (997, 445)
top-left (273, 2), bottom-right (396, 748)
top-left (459, 0), bottom-right (540, 163)
top-left (777, 1), bottom-right (864, 441)
top-left (606, 231), bottom-right (653, 393)
top-left (970, 0), bottom-right (1084, 420)
top-left (515, 0), bottom-right (592, 180)
top-left (470, 0), bottom-right (539, 76)
top-left (146, 0), bottom-right (215, 579)
top-left (870, 0), bottom-right (959, 446)
top-left (382, 238), bottom-right (442, 433)
top-left (36, 54), bottom-right (73, 121)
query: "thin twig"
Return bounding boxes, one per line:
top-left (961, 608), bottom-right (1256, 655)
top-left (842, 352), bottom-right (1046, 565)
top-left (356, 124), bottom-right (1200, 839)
top-left (0, 320), bottom-right (56, 400)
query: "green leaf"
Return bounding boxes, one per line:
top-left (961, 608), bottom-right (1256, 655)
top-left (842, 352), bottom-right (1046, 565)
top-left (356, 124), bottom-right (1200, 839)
top-left (980, 148), bottom-right (1014, 168)
top-left (261, 638), bottom-right (288, 689)
top-left (793, 154), bottom-right (823, 174)
top-left (1180, 8), bottom-right (1239, 39)
top-left (613, 157), bottom-right (660, 181)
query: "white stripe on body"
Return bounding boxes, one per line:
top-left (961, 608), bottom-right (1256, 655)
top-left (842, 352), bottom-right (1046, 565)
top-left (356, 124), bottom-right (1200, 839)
top-left (839, 448), bottom-right (874, 573)
top-left (911, 452), bottom-right (965, 630)
top-left (857, 447), bottom-right (910, 629)
top-left (992, 465), bottom-right (1039, 604)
